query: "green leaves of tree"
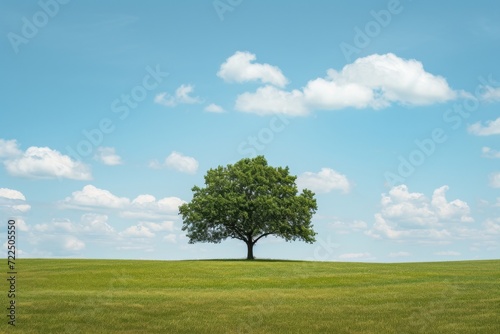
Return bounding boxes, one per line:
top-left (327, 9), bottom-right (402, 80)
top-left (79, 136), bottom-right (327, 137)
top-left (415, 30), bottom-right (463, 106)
top-left (179, 156), bottom-right (318, 256)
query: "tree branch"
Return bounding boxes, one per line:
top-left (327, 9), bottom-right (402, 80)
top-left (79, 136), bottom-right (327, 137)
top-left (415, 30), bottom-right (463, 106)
top-left (254, 232), bottom-right (274, 244)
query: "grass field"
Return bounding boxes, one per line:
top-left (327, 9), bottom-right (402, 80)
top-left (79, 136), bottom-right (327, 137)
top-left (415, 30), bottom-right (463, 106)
top-left (3, 259), bottom-right (499, 333)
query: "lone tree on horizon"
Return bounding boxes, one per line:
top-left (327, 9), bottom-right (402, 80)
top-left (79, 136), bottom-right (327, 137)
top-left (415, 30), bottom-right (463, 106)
top-left (179, 156), bottom-right (318, 260)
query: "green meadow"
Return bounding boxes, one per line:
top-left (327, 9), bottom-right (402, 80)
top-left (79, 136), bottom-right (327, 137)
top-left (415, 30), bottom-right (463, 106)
top-left (3, 259), bottom-right (500, 333)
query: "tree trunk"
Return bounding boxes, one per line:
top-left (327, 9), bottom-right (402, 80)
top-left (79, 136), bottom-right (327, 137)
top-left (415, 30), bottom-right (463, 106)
top-left (246, 241), bottom-right (254, 260)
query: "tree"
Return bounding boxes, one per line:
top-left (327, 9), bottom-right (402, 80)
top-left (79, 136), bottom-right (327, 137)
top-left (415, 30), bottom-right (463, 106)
top-left (179, 156), bottom-right (318, 260)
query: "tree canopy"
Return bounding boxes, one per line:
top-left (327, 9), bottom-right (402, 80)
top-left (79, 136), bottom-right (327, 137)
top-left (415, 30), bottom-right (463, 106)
top-left (179, 156), bottom-right (317, 259)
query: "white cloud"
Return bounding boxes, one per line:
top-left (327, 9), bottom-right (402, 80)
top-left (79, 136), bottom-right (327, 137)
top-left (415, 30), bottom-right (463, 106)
top-left (484, 219), bottom-right (500, 234)
top-left (329, 220), bottom-right (368, 234)
top-left (120, 225), bottom-right (155, 238)
top-left (204, 103), bottom-right (225, 113)
top-left (489, 172), bottom-right (500, 188)
top-left (158, 197), bottom-right (185, 212)
top-left (118, 221), bottom-right (174, 240)
top-left (4, 146), bottom-right (91, 180)
top-left (149, 151), bottom-right (199, 174)
top-left (148, 159), bottom-right (162, 169)
top-left (165, 151), bottom-right (199, 174)
top-left (131, 194), bottom-right (156, 206)
top-left (0, 188), bottom-right (31, 213)
top-left (0, 188), bottom-right (25, 200)
top-left (233, 53), bottom-right (458, 116)
top-left (94, 147), bottom-right (122, 165)
top-left (34, 215), bottom-right (115, 235)
top-left (80, 213), bottom-right (115, 234)
top-left (479, 85), bottom-right (500, 102)
top-left (483, 218), bottom-right (500, 234)
top-left (164, 233), bottom-right (177, 243)
top-left (7, 218), bottom-right (29, 232)
top-left (217, 51), bottom-right (288, 87)
top-left (12, 204), bottom-right (31, 212)
top-left (235, 85), bottom-right (308, 116)
top-left (367, 185), bottom-right (472, 240)
top-left (28, 213), bottom-right (180, 255)
top-left (62, 185), bottom-right (185, 219)
top-left (323, 53), bottom-right (457, 107)
top-left (63, 185), bottom-right (130, 209)
top-left (0, 139), bottom-right (22, 158)
top-left (122, 196), bottom-right (185, 220)
top-left (297, 168), bottom-right (351, 193)
top-left (140, 221), bottom-right (174, 232)
top-left (468, 117), bottom-right (500, 136)
top-left (303, 74), bottom-right (373, 110)
top-left (431, 186), bottom-right (473, 223)
top-left (482, 147), bottom-right (500, 159)
top-left (154, 84), bottom-right (202, 107)
top-left (64, 236), bottom-right (85, 251)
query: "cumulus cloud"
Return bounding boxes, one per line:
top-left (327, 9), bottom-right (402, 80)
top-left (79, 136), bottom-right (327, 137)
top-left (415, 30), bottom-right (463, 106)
top-left (329, 220), bottom-right (367, 235)
top-left (35, 214), bottom-right (115, 235)
top-left (482, 147), bottom-right (500, 159)
top-left (367, 185), bottom-right (472, 240)
top-left (204, 103), bottom-right (225, 113)
top-left (297, 168), bottom-right (351, 193)
top-left (431, 186), bottom-right (473, 222)
top-left (479, 85), bottom-right (500, 102)
top-left (3, 145), bottom-right (91, 180)
top-left (484, 219), bottom-right (500, 234)
top-left (489, 172), bottom-right (500, 188)
top-left (63, 185), bottom-right (130, 209)
top-left (233, 53), bottom-right (458, 116)
top-left (94, 147), bottom-right (122, 165)
top-left (122, 196), bottom-right (185, 220)
top-left (19, 219), bottom-right (30, 231)
top-left (154, 84), bottom-right (202, 107)
top-left (165, 151), bottom-right (199, 174)
top-left (64, 236), bottom-right (85, 251)
top-left (0, 188), bottom-right (25, 200)
top-left (303, 74), bottom-right (373, 110)
top-left (0, 188), bottom-right (31, 213)
top-left (149, 151), bottom-right (199, 174)
top-left (0, 139), bottom-right (22, 158)
top-left (80, 213), bottom-right (116, 234)
top-left (323, 53), bottom-right (456, 106)
top-left (468, 117), bottom-right (500, 136)
top-left (119, 221), bottom-right (174, 239)
top-left (217, 51), bottom-right (288, 87)
top-left (140, 221), bottom-right (174, 232)
top-left (164, 233), bottom-right (177, 243)
top-left (235, 85), bottom-right (308, 116)
top-left (28, 213), bottom-right (178, 256)
top-left (62, 185), bottom-right (185, 219)
top-left (120, 225), bottom-right (155, 238)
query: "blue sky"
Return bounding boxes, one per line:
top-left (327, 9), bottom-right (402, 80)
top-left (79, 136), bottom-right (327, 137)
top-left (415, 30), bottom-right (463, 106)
top-left (1, 0), bottom-right (499, 262)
